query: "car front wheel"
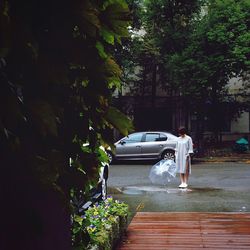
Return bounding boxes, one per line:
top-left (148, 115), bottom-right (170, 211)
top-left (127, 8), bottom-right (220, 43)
top-left (161, 150), bottom-right (175, 160)
top-left (106, 151), bottom-right (113, 164)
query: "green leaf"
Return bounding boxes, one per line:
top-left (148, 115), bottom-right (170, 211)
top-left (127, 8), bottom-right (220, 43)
top-left (74, 215), bottom-right (84, 225)
top-left (99, 27), bottom-right (115, 44)
top-left (96, 147), bottom-right (109, 164)
top-left (103, 57), bottom-right (122, 78)
top-left (80, 0), bottom-right (100, 37)
top-left (96, 41), bottom-right (108, 59)
top-left (82, 0), bottom-right (100, 29)
top-left (104, 106), bottom-right (134, 136)
top-left (106, 76), bottom-right (121, 89)
top-left (101, 2), bottom-right (130, 39)
top-left (103, 0), bottom-right (129, 10)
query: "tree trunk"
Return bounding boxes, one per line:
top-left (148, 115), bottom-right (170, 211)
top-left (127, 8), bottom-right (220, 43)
top-left (151, 64), bottom-right (157, 108)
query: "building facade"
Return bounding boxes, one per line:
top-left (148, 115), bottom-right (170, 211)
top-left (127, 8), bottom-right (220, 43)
top-left (113, 75), bottom-right (250, 143)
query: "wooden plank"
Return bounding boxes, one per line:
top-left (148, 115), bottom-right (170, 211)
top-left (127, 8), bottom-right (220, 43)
top-left (116, 212), bottom-right (250, 250)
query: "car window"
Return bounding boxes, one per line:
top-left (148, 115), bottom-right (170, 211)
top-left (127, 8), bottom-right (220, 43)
top-left (123, 133), bottom-right (142, 143)
top-left (165, 133), bottom-right (177, 140)
top-left (145, 133), bottom-right (160, 142)
top-left (158, 133), bottom-right (168, 141)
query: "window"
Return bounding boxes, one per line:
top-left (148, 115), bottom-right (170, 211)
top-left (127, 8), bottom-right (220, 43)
top-left (124, 133), bottom-right (142, 143)
top-left (145, 133), bottom-right (160, 142)
top-left (155, 133), bottom-right (168, 141)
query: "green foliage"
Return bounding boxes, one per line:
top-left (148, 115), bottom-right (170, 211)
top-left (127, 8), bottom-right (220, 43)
top-left (72, 197), bottom-right (129, 249)
top-left (105, 106), bottom-right (134, 135)
top-left (119, 0), bottom-right (205, 96)
top-left (0, 0), bottom-right (132, 248)
top-left (96, 42), bottom-right (108, 59)
top-left (121, 0), bottom-right (249, 137)
top-left (173, 0), bottom-right (250, 135)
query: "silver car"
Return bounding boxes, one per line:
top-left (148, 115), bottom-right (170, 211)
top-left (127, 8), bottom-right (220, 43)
top-left (108, 131), bottom-right (177, 162)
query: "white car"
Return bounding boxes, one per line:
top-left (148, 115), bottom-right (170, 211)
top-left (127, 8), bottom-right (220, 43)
top-left (81, 144), bottom-right (109, 200)
top-left (96, 146), bottom-right (109, 200)
top-left (71, 144), bottom-right (109, 209)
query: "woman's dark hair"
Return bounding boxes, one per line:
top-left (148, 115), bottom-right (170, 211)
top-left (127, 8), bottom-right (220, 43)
top-left (178, 126), bottom-right (186, 135)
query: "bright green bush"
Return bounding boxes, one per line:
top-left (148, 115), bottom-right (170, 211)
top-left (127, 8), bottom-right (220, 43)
top-left (72, 197), bottom-right (129, 250)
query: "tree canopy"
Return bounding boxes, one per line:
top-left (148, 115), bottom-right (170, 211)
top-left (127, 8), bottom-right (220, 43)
top-left (120, 0), bottom-right (249, 140)
top-left (172, 0), bottom-right (250, 137)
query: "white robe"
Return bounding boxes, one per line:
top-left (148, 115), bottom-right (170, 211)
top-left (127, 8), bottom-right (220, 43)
top-left (175, 135), bottom-right (193, 174)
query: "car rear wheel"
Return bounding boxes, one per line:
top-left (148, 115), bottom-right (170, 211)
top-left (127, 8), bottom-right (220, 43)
top-left (161, 150), bottom-right (175, 160)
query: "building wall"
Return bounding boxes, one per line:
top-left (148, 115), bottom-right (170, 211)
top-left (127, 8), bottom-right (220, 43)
top-left (231, 112), bottom-right (249, 133)
top-left (113, 73), bottom-right (250, 142)
top-left (227, 76), bottom-right (250, 139)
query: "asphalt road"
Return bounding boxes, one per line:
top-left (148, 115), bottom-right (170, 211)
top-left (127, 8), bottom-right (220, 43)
top-left (108, 161), bottom-right (250, 217)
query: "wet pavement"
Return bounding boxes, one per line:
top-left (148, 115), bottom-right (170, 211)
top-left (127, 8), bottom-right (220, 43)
top-left (108, 162), bottom-right (250, 219)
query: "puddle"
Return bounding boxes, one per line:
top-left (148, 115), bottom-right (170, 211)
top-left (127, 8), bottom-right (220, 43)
top-left (190, 187), bottom-right (221, 192)
top-left (122, 187), bottom-right (145, 195)
top-left (167, 188), bottom-right (193, 193)
top-left (238, 206), bottom-right (247, 212)
top-left (111, 186), bottom-right (250, 213)
top-left (120, 186), bottom-right (221, 195)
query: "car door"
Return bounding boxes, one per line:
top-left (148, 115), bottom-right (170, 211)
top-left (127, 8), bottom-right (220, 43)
top-left (115, 132), bottom-right (143, 159)
top-left (140, 133), bottom-right (165, 158)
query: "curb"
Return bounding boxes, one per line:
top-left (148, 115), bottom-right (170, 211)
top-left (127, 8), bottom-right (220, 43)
top-left (194, 158), bottom-right (250, 164)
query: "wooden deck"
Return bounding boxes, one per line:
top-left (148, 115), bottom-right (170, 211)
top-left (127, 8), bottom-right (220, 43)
top-left (117, 212), bottom-right (250, 250)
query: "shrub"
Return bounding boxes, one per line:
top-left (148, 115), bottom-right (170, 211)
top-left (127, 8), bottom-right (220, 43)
top-left (72, 197), bottom-right (129, 250)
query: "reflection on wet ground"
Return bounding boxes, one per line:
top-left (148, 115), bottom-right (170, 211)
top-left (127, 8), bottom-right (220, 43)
top-left (109, 184), bottom-right (250, 217)
top-left (120, 186), bottom-right (222, 195)
top-left (108, 163), bottom-right (250, 216)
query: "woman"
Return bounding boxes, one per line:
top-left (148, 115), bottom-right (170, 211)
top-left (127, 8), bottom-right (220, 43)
top-left (175, 127), bottom-right (193, 188)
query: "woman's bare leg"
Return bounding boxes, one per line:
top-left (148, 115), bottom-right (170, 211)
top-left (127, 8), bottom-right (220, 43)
top-left (180, 173), bottom-right (185, 184)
